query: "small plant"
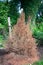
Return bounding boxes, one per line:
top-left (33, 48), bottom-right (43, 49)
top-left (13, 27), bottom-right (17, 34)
top-left (32, 60), bottom-right (43, 65)
top-left (31, 21), bottom-right (43, 46)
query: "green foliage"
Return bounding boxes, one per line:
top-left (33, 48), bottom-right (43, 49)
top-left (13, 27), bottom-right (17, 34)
top-left (31, 2), bottom-right (43, 46)
top-left (0, 35), bottom-right (4, 42)
top-left (21, 0), bottom-right (41, 20)
top-left (0, 0), bottom-right (41, 27)
top-left (0, 1), bottom-right (19, 30)
top-left (32, 22), bottom-right (43, 39)
top-left (23, 60), bottom-right (43, 65)
top-left (0, 35), bottom-right (4, 48)
top-left (0, 23), bottom-right (4, 28)
top-left (31, 22), bottom-right (43, 46)
top-left (8, 0), bottom-right (19, 26)
top-left (32, 60), bottom-right (43, 65)
top-left (0, 2), bottom-right (9, 31)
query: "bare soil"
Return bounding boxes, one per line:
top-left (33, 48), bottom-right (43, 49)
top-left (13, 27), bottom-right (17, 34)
top-left (38, 46), bottom-right (43, 60)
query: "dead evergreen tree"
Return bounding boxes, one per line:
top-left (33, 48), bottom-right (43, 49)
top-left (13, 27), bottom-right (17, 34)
top-left (4, 12), bottom-right (39, 64)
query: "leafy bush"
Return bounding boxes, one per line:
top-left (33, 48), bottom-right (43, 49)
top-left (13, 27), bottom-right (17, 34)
top-left (31, 22), bottom-right (43, 46)
top-left (0, 35), bottom-right (4, 48)
top-left (31, 22), bottom-right (43, 38)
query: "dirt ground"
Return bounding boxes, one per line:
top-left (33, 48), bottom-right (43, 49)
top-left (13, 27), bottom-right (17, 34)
top-left (38, 46), bottom-right (43, 60)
